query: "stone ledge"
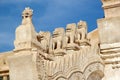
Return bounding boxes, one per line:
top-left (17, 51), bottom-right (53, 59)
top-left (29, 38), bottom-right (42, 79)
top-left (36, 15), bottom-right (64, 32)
top-left (100, 42), bottom-right (120, 50)
top-left (102, 1), bottom-right (120, 9)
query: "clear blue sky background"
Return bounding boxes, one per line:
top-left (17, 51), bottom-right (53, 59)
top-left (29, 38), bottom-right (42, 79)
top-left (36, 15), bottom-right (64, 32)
top-left (0, 0), bottom-right (104, 52)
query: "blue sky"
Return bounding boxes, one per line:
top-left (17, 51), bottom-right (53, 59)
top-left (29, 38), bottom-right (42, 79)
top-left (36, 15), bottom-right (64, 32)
top-left (0, 0), bottom-right (104, 52)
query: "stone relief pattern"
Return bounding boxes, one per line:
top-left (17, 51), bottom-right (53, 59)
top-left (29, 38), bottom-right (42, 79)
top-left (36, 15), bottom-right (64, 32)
top-left (56, 72), bottom-right (83, 80)
top-left (36, 52), bottom-right (47, 80)
top-left (43, 45), bottom-right (104, 80)
top-left (68, 72), bottom-right (83, 80)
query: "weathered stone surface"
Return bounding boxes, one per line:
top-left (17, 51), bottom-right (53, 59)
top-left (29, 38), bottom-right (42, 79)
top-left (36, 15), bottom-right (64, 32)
top-left (14, 7), bottom-right (38, 51)
top-left (98, 1), bottom-right (120, 80)
top-left (101, 0), bottom-right (120, 18)
top-left (8, 54), bottom-right (38, 80)
top-left (98, 17), bottom-right (120, 44)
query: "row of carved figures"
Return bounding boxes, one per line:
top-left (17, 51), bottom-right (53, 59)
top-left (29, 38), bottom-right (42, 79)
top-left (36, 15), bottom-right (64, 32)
top-left (14, 7), bottom-right (90, 58)
top-left (36, 20), bottom-right (90, 56)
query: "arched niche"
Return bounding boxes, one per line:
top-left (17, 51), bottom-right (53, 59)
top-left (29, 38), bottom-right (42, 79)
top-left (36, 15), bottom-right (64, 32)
top-left (56, 71), bottom-right (83, 80)
top-left (87, 70), bottom-right (104, 80)
top-left (84, 62), bottom-right (104, 80)
top-left (68, 71), bottom-right (83, 80)
top-left (51, 67), bottom-right (83, 80)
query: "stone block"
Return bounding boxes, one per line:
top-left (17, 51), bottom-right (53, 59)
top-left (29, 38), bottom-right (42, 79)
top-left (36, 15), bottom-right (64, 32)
top-left (98, 17), bottom-right (120, 44)
top-left (8, 54), bottom-right (38, 80)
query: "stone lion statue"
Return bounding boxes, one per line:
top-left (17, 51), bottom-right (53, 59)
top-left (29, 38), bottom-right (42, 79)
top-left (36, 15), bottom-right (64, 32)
top-left (50, 28), bottom-right (65, 51)
top-left (76, 20), bottom-right (87, 41)
top-left (37, 31), bottom-right (51, 52)
top-left (65, 23), bottom-right (76, 44)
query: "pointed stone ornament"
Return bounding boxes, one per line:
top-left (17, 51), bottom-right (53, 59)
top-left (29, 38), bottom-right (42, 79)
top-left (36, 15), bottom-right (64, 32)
top-left (14, 7), bottom-right (37, 51)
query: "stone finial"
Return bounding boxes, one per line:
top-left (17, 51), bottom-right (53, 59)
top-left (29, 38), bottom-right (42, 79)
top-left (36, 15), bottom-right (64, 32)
top-left (22, 7), bottom-right (33, 18)
top-left (21, 7), bottom-right (33, 25)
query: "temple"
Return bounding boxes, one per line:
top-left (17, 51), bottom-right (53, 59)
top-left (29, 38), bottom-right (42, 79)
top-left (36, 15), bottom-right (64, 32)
top-left (0, 0), bottom-right (120, 80)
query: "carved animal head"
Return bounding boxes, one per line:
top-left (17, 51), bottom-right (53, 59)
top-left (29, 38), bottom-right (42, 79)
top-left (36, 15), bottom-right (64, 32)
top-left (53, 28), bottom-right (65, 38)
top-left (22, 7), bottom-right (33, 25)
top-left (22, 7), bottom-right (33, 19)
top-left (77, 20), bottom-right (87, 29)
top-left (66, 23), bottom-right (76, 32)
top-left (37, 31), bottom-right (51, 42)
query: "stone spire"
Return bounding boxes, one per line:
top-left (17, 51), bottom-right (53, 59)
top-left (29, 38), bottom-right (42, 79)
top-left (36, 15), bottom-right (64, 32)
top-left (14, 7), bottom-right (37, 51)
top-left (101, 0), bottom-right (120, 18)
top-left (22, 7), bottom-right (33, 25)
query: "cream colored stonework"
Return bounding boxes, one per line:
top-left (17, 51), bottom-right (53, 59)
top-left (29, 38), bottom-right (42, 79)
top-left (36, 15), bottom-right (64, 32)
top-left (0, 0), bottom-right (120, 80)
top-left (101, 0), bottom-right (120, 18)
top-left (98, 0), bottom-right (120, 80)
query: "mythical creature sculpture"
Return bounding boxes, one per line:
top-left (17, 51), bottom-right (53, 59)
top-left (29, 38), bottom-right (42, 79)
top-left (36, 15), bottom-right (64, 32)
top-left (65, 23), bottom-right (76, 44)
top-left (49, 28), bottom-right (66, 56)
top-left (51, 28), bottom-right (65, 50)
top-left (22, 7), bottom-right (33, 25)
top-left (76, 20), bottom-right (87, 41)
top-left (75, 20), bottom-right (91, 46)
top-left (37, 31), bottom-right (51, 52)
top-left (63, 23), bottom-right (80, 50)
top-left (14, 7), bottom-right (37, 50)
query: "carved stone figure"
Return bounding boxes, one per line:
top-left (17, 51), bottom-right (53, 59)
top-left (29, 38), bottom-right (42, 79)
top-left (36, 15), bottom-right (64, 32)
top-left (75, 20), bottom-right (90, 46)
top-left (14, 7), bottom-right (37, 50)
top-left (76, 20), bottom-right (87, 41)
top-left (64, 23), bottom-right (80, 50)
top-left (37, 31), bottom-right (51, 52)
top-left (65, 23), bottom-right (76, 44)
top-left (49, 28), bottom-right (66, 56)
top-left (52, 28), bottom-right (65, 50)
top-left (22, 7), bottom-right (33, 25)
